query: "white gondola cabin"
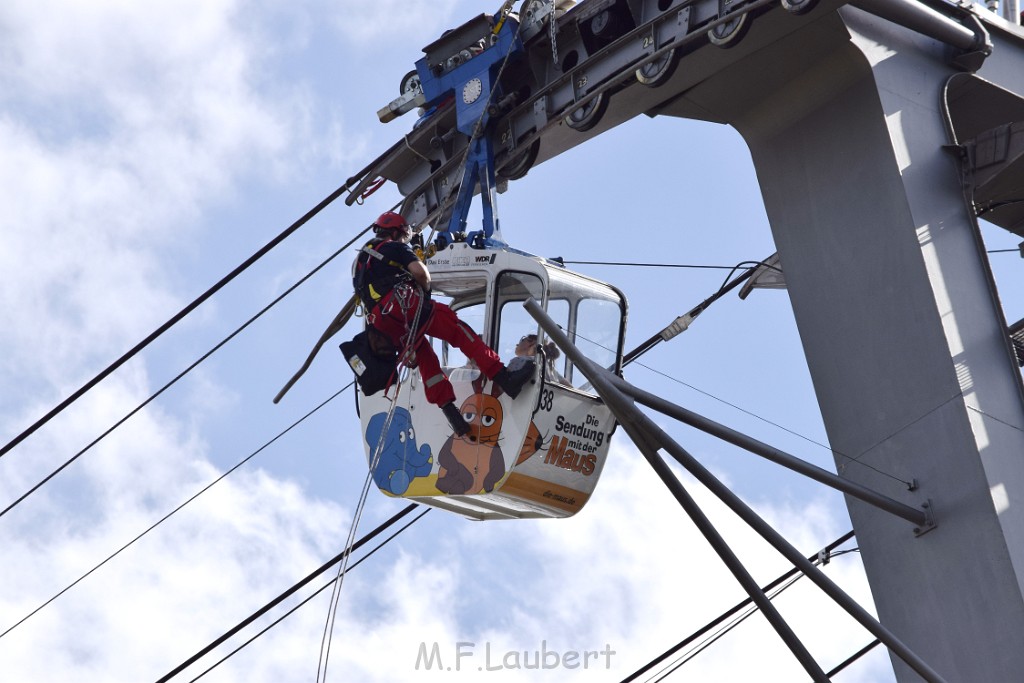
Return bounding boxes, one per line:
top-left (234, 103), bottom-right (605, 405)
top-left (357, 242), bottom-right (627, 520)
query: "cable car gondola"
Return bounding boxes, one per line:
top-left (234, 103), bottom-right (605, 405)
top-left (279, 4), bottom-right (627, 520)
top-left (358, 241), bottom-right (626, 520)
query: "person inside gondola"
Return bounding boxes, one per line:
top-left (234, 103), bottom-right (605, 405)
top-left (352, 211), bottom-right (535, 435)
top-left (510, 333), bottom-right (568, 386)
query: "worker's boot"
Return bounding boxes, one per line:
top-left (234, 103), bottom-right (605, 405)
top-left (494, 362), bottom-right (535, 399)
top-left (441, 402), bottom-right (471, 437)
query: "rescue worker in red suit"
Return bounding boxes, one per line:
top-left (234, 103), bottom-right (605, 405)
top-left (354, 211), bottom-right (534, 436)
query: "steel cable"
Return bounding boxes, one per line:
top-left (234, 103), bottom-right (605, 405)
top-left (0, 226), bottom-right (372, 521)
top-left (1, 181), bottom-right (360, 460)
top-left (0, 384), bottom-right (351, 640)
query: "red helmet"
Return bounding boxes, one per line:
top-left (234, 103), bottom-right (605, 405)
top-left (373, 211), bottom-right (410, 234)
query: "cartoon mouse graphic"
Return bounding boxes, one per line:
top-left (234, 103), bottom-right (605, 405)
top-left (435, 375), bottom-right (507, 495)
top-left (516, 420), bottom-right (546, 466)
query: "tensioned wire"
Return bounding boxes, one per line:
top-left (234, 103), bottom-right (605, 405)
top-left (0, 182), bottom-right (366, 460)
top-left (187, 507), bottom-right (432, 682)
top-left (621, 531), bottom-right (860, 682)
top-left (0, 223), bottom-right (374, 521)
top-left (0, 383), bottom-right (352, 640)
top-left (155, 504), bottom-right (425, 683)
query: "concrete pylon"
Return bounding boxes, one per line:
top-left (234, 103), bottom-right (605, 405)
top-left (657, 6), bottom-right (1024, 681)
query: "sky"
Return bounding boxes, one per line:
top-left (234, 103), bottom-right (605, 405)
top-left (1, 1), bottom-right (1022, 682)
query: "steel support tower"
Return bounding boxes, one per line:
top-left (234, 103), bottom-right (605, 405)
top-left (672, 8), bottom-right (1024, 682)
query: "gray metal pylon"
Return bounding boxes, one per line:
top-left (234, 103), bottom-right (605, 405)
top-left (524, 298), bottom-right (947, 683)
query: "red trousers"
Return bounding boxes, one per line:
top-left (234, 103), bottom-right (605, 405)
top-left (368, 286), bottom-right (503, 406)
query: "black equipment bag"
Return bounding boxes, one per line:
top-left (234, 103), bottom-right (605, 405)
top-left (340, 327), bottom-right (398, 396)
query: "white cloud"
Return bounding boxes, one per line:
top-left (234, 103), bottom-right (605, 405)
top-left (0, 0), bottom-right (313, 422)
top-left (0, 387), bottom-right (348, 681)
top-left (0, 3), bottom-right (358, 680)
top-left (325, 0), bottom-right (463, 50)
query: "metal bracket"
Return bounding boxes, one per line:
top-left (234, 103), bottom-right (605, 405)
top-left (913, 500), bottom-right (937, 536)
top-left (951, 12), bottom-right (992, 72)
top-left (521, 0), bottom-right (556, 42)
top-left (377, 88), bottom-right (426, 124)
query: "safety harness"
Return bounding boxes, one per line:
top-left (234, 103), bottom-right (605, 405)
top-left (353, 238), bottom-right (411, 311)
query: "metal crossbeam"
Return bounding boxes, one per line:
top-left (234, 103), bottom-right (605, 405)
top-left (603, 373), bottom-right (932, 529)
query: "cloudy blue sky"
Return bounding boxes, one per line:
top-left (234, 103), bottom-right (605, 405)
top-left (1, 1), bottom-right (1021, 681)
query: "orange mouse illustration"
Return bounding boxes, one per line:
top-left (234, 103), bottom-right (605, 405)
top-left (436, 375), bottom-right (507, 494)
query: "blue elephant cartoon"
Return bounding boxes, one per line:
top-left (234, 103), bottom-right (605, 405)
top-left (365, 408), bottom-right (433, 494)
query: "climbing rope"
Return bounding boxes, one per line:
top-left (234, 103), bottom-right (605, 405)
top-left (316, 281), bottom-right (426, 681)
top-left (316, 367), bottom-right (410, 683)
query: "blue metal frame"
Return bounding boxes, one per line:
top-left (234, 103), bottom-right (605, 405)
top-left (413, 13), bottom-right (524, 247)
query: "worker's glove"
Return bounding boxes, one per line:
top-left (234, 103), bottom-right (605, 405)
top-left (413, 243), bottom-right (437, 261)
